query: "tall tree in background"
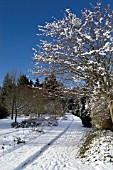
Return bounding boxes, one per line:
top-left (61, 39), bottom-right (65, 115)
top-left (43, 74), bottom-right (66, 116)
top-left (34, 78), bottom-right (40, 87)
top-left (29, 79), bottom-right (34, 87)
top-left (32, 1), bottom-right (113, 123)
top-left (0, 86), bottom-right (8, 119)
top-left (15, 74), bottom-right (33, 120)
top-left (17, 74), bottom-right (29, 87)
top-left (44, 74), bottom-right (60, 94)
top-left (2, 72), bottom-right (17, 119)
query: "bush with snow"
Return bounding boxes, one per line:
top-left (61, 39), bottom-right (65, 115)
top-left (78, 130), bottom-right (113, 164)
top-left (11, 116), bottom-right (58, 128)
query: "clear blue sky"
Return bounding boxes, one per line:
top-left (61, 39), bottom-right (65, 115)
top-left (0, 0), bottom-right (113, 85)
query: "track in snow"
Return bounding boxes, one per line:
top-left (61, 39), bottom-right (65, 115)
top-left (0, 119), bottom-right (73, 170)
top-left (22, 118), bottom-right (90, 170)
top-left (0, 126), bottom-right (53, 158)
top-left (15, 120), bottom-right (73, 170)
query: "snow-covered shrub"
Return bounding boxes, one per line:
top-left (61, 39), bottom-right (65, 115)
top-left (67, 97), bottom-right (75, 111)
top-left (11, 122), bottom-right (20, 128)
top-left (78, 131), bottom-right (97, 158)
top-left (11, 117), bottom-right (58, 128)
top-left (91, 97), bottom-right (113, 131)
top-left (73, 96), bottom-right (92, 127)
top-left (80, 110), bottom-right (92, 128)
top-left (80, 97), bottom-right (92, 127)
top-left (79, 130), bottom-right (113, 164)
top-left (15, 137), bottom-right (25, 144)
top-left (74, 99), bottom-right (80, 117)
top-left (48, 117), bottom-right (58, 126)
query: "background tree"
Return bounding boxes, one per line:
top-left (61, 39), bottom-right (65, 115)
top-left (43, 74), bottom-right (66, 116)
top-left (15, 74), bottom-right (34, 120)
top-left (0, 93), bottom-right (8, 119)
top-left (29, 79), bottom-right (34, 87)
top-left (32, 88), bottom-right (46, 117)
top-left (1, 72), bottom-right (17, 119)
top-left (17, 74), bottom-right (29, 87)
top-left (15, 85), bottom-right (34, 121)
top-left (32, 1), bottom-right (113, 124)
top-left (43, 74), bottom-right (61, 96)
top-left (34, 78), bottom-right (40, 87)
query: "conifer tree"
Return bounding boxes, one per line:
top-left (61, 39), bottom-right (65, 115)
top-left (17, 74), bottom-right (29, 87)
top-left (2, 72), bottom-right (17, 119)
top-left (34, 78), bottom-right (40, 87)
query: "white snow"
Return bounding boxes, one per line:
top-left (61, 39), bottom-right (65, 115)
top-left (0, 114), bottom-right (113, 170)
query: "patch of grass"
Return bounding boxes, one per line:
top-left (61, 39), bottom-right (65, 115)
top-left (79, 131), bottom-right (98, 158)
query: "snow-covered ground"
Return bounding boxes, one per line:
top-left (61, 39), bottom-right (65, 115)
top-left (0, 113), bottom-right (113, 170)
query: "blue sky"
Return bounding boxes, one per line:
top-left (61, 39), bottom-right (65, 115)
top-left (0, 0), bottom-right (113, 85)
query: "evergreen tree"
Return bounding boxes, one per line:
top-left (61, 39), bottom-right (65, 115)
top-left (29, 79), bottom-right (34, 87)
top-left (0, 86), bottom-right (8, 119)
top-left (0, 102), bottom-right (8, 119)
top-left (2, 73), bottom-right (13, 95)
top-left (34, 78), bottom-right (40, 87)
top-left (17, 74), bottom-right (29, 87)
top-left (44, 74), bottom-right (59, 93)
top-left (1, 72), bottom-right (17, 119)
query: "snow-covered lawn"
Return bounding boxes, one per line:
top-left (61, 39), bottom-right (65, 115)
top-left (0, 113), bottom-right (113, 170)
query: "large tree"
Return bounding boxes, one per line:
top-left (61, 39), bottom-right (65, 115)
top-left (32, 1), bottom-right (113, 122)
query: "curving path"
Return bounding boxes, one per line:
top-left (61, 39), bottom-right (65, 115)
top-left (23, 116), bottom-right (90, 170)
top-left (0, 114), bottom-right (92, 170)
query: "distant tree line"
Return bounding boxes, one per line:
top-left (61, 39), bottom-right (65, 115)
top-left (0, 72), bottom-right (66, 122)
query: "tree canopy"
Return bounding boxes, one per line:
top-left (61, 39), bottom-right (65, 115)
top-left (32, 1), bottom-right (113, 122)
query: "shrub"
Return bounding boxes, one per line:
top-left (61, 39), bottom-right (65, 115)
top-left (91, 97), bottom-right (113, 131)
top-left (78, 131), bottom-right (98, 158)
top-left (0, 105), bottom-right (9, 119)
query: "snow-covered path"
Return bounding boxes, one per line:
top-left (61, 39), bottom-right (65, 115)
top-left (0, 114), bottom-right (89, 170)
top-left (0, 121), bottom-right (71, 169)
top-left (1, 114), bottom-right (112, 170)
top-left (24, 117), bottom-right (89, 170)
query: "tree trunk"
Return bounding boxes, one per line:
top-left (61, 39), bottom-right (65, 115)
top-left (11, 105), bottom-right (14, 119)
top-left (14, 102), bottom-right (17, 123)
top-left (15, 111), bottom-right (17, 123)
top-left (109, 101), bottom-right (113, 123)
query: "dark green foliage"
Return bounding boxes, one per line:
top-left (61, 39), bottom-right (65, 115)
top-left (11, 122), bottom-right (19, 128)
top-left (80, 113), bottom-right (92, 128)
top-left (1, 72), bottom-right (65, 121)
top-left (1, 72), bottom-right (17, 119)
top-left (34, 78), bottom-right (40, 87)
top-left (43, 74), bottom-right (62, 100)
top-left (29, 79), bottom-right (34, 87)
top-left (67, 97), bottom-right (75, 110)
top-left (74, 100), bottom-right (80, 117)
top-left (0, 104), bottom-right (8, 119)
top-left (44, 74), bottom-right (59, 92)
top-left (2, 73), bottom-right (13, 95)
top-left (17, 74), bottom-right (29, 87)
